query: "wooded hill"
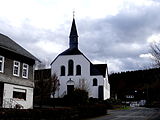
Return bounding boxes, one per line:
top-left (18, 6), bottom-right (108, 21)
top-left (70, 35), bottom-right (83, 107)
top-left (109, 68), bottom-right (160, 102)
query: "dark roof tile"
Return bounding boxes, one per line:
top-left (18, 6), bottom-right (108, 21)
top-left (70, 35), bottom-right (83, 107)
top-left (0, 33), bottom-right (39, 61)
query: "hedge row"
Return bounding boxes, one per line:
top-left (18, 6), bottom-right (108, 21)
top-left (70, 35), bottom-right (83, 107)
top-left (0, 104), bottom-right (107, 120)
top-left (0, 107), bottom-right (77, 120)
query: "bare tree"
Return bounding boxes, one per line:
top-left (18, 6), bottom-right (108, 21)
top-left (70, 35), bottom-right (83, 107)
top-left (49, 73), bottom-right (60, 98)
top-left (34, 69), bottom-right (60, 107)
top-left (150, 43), bottom-right (160, 67)
top-left (76, 78), bottom-right (90, 93)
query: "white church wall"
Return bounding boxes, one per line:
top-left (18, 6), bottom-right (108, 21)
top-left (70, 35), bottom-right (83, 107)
top-left (51, 55), bottom-right (90, 77)
top-left (51, 54), bottom-right (110, 100)
top-left (52, 55), bottom-right (90, 98)
top-left (3, 83), bottom-right (33, 109)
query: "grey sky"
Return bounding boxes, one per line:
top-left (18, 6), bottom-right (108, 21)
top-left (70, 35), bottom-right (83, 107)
top-left (0, 0), bottom-right (160, 72)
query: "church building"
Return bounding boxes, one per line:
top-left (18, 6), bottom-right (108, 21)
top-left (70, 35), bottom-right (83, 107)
top-left (51, 18), bottom-right (110, 100)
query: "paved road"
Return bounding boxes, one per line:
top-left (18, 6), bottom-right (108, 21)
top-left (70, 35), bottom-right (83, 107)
top-left (84, 107), bottom-right (160, 120)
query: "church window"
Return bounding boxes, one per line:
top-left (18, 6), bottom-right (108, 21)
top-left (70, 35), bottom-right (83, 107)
top-left (76, 65), bottom-right (81, 75)
top-left (93, 78), bottom-right (98, 86)
top-left (61, 66), bottom-right (65, 76)
top-left (68, 60), bottom-right (74, 75)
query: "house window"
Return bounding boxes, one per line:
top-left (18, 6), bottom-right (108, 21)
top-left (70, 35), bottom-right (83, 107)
top-left (93, 78), bottom-right (98, 86)
top-left (0, 56), bottom-right (4, 73)
top-left (13, 61), bottom-right (20, 76)
top-left (22, 63), bottom-right (29, 78)
top-left (61, 66), bottom-right (65, 76)
top-left (76, 65), bottom-right (81, 75)
top-left (13, 88), bottom-right (26, 100)
top-left (68, 60), bottom-right (74, 75)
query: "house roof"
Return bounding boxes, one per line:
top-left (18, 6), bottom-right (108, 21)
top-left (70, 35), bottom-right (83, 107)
top-left (0, 33), bottom-right (39, 62)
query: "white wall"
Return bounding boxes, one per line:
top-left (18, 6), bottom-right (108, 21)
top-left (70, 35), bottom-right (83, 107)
top-left (3, 83), bottom-right (33, 109)
top-left (51, 54), bottom-right (110, 100)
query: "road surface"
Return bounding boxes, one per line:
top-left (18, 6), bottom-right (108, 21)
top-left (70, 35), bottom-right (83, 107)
top-left (84, 107), bottom-right (160, 120)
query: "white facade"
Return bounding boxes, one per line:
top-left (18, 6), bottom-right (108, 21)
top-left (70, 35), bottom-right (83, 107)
top-left (3, 83), bottom-right (33, 109)
top-left (51, 55), bottom-right (110, 100)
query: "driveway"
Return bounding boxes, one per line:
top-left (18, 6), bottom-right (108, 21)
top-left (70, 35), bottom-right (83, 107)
top-left (84, 107), bottom-right (160, 120)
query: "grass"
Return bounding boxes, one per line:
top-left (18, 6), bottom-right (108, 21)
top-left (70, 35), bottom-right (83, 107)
top-left (111, 105), bottom-right (131, 110)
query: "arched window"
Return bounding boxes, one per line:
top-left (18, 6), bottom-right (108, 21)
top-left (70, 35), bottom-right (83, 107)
top-left (61, 66), bottom-right (65, 76)
top-left (76, 65), bottom-right (81, 75)
top-left (93, 78), bottom-right (98, 86)
top-left (68, 60), bottom-right (74, 75)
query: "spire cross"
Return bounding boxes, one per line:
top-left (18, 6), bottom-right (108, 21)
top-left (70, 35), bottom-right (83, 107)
top-left (73, 10), bottom-right (75, 18)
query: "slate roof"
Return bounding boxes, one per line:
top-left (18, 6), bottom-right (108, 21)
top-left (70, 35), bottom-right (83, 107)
top-left (90, 64), bottom-right (107, 77)
top-left (59, 47), bottom-right (82, 55)
top-left (0, 33), bottom-right (39, 61)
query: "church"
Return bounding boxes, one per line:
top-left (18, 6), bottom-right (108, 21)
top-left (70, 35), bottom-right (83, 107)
top-left (51, 18), bottom-right (110, 100)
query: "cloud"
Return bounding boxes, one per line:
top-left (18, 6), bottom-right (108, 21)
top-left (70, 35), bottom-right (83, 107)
top-left (139, 53), bottom-right (153, 59)
top-left (77, 1), bottom-right (160, 72)
top-left (0, 0), bottom-right (160, 72)
top-left (147, 34), bottom-right (160, 43)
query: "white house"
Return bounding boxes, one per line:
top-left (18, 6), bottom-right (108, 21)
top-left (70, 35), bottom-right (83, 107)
top-left (51, 18), bottom-right (110, 100)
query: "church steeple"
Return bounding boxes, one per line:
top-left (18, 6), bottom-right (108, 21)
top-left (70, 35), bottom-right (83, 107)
top-left (69, 18), bottom-right (78, 49)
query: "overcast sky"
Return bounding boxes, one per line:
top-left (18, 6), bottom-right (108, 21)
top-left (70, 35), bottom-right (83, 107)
top-left (0, 0), bottom-right (160, 73)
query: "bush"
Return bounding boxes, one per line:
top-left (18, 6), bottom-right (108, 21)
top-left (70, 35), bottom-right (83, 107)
top-left (63, 88), bottom-right (89, 106)
top-left (0, 103), bottom-right (108, 119)
top-left (0, 108), bottom-right (77, 120)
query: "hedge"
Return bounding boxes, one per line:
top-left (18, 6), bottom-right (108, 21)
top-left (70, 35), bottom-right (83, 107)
top-left (0, 104), bottom-right (107, 120)
top-left (0, 108), bottom-right (77, 120)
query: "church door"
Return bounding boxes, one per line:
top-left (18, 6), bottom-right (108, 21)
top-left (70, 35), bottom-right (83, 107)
top-left (0, 83), bottom-right (4, 107)
top-left (67, 85), bottom-right (74, 95)
top-left (98, 86), bottom-right (104, 100)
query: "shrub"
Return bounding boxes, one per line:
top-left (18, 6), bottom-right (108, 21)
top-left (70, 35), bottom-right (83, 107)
top-left (0, 108), bottom-right (77, 120)
top-left (63, 88), bottom-right (89, 106)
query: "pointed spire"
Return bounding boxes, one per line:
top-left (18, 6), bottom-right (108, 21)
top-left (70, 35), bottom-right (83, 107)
top-left (69, 18), bottom-right (78, 38)
top-left (69, 17), bottom-right (78, 49)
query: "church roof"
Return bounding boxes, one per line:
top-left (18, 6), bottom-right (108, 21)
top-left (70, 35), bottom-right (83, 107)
top-left (90, 64), bottom-right (107, 77)
top-left (0, 33), bottom-right (39, 62)
top-left (59, 47), bottom-right (82, 55)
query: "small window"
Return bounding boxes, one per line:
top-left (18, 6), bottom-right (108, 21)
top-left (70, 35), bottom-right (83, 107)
top-left (13, 88), bottom-right (26, 100)
top-left (61, 66), bottom-right (65, 76)
top-left (13, 61), bottom-right (20, 76)
top-left (76, 65), bottom-right (81, 75)
top-left (22, 63), bottom-right (29, 78)
top-left (93, 78), bottom-right (98, 86)
top-left (68, 60), bottom-right (74, 75)
top-left (0, 56), bottom-right (4, 73)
